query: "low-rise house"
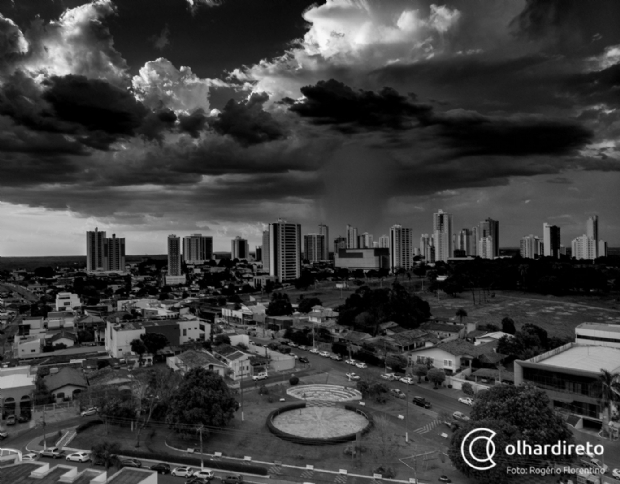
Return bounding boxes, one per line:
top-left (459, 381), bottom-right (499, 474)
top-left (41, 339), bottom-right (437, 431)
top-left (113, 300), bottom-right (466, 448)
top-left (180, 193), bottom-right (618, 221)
top-left (408, 339), bottom-right (499, 375)
top-left (14, 334), bottom-right (44, 357)
top-left (212, 344), bottom-right (251, 380)
top-left (419, 321), bottom-right (466, 342)
top-left (44, 367), bottom-right (88, 402)
top-left (474, 331), bottom-right (514, 345)
top-left (167, 350), bottom-right (227, 377)
top-left (308, 306), bottom-right (339, 325)
top-left (55, 292), bottom-right (81, 311)
top-left (0, 365), bottom-right (36, 417)
top-left (45, 331), bottom-right (77, 349)
top-left (46, 311), bottom-right (75, 329)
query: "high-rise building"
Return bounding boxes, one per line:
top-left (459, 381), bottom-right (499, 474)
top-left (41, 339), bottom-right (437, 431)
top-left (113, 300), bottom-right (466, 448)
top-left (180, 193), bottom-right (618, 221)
top-left (262, 230), bottom-right (270, 272)
top-left (456, 229), bottom-right (472, 256)
top-left (346, 224), bottom-right (358, 249)
top-left (520, 235), bottom-right (543, 259)
top-left (86, 229), bottom-right (125, 272)
top-left (304, 234), bottom-right (326, 263)
top-left (420, 234), bottom-right (431, 260)
top-left (183, 234), bottom-right (213, 264)
top-left (470, 226), bottom-right (478, 257)
top-left (379, 235), bottom-right (389, 248)
top-left (543, 223), bottom-right (561, 258)
top-left (231, 236), bottom-right (249, 260)
top-left (359, 232), bottom-right (373, 249)
top-left (334, 236), bottom-right (347, 252)
top-left (433, 210), bottom-right (453, 262)
top-left (599, 240), bottom-right (608, 258)
top-left (269, 219), bottom-right (301, 282)
top-left (105, 234), bottom-right (126, 271)
top-left (571, 234), bottom-right (597, 260)
top-left (86, 228), bottom-right (107, 272)
top-left (167, 235), bottom-right (182, 276)
top-left (255, 246), bottom-right (262, 262)
top-left (479, 218), bottom-right (499, 258)
top-left (389, 225), bottom-right (413, 271)
top-left (318, 224), bottom-right (329, 260)
top-left (587, 216), bottom-right (599, 243)
top-left (478, 236), bottom-right (494, 260)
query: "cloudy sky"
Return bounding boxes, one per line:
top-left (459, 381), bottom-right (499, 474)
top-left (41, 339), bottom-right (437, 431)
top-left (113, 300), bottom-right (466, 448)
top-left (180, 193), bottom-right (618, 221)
top-left (0, 0), bottom-right (619, 256)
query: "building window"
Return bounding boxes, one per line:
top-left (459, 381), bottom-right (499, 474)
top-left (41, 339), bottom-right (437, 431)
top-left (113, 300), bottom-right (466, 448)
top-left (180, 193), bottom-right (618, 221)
top-left (183, 329), bottom-right (187, 336)
top-left (444, 359), bottom-right (452, 367)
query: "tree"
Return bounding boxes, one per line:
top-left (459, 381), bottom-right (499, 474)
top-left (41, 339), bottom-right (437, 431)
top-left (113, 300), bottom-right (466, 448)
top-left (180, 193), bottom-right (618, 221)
top-left (501, 317), bottom-right (516, 335)
top-left (462, 382), bottom-right (474, 396)
top-left (370, 415), bottom-right (400, 470)
top-left (166, 367), bottom-right (237, 432)
top-left (412, 364), bottom-right (428, 383)
top-left (427, 368), bottom-right (446, 388)
top-left (130, 339), bottom-right (147, 363)
top-left (34, 266), bottom-right (55, 278)
top-left (598, 369), bottom-right (620, 435)
top-left (294, 272), bottom-right (315, 290)
top-left (471, 384), bottom-right (574, 448)
top-left (139, 333), bottom-right (169, 359)
top-left (298, 297), bottom-right (322, 313)
top-left (214, 334), bottom-right (231, 346)
top-left (91, 441), bottom-right (121, 477)
top-left (456, 308), bottom-right (468, 324)
top-left (266, 292), bottom-right (293, 316)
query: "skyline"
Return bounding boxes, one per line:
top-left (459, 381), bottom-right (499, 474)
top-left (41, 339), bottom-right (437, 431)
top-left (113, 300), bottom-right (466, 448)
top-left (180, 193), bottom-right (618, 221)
top-left (1, 0), bottom-right (620, 256)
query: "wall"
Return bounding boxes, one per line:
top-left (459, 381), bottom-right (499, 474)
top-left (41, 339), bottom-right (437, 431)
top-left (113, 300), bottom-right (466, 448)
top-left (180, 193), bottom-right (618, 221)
top-left (51, 384), bottom-right (85, 402)
top-left (409, 347), bottom-right (458, 373)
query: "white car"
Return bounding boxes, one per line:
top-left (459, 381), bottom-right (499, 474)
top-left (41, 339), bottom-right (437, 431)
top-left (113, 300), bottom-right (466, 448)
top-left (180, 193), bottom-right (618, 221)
top-left (66, 452), bottom-right (91, 463)
top-left (290, 353), bottom-right (299, 359)
top-left (319, 350), bottom-right (330, 357)
top-left (22, 453), bottom-right (39, 462)
top-left (590, 459), bottom-right (608, 474)
top-left (399, 377), bottom-right (415, 385)
top-left (298, 345), bottom-right (308, 351)
top-left (355, 362), bottom-right (367, 369)
top-left (252, 372), bottom-right (268, 381)
top-left (453, 411), bottom-right (470, 422)
top-left (330, 354), bottom-right (342, 361)
top-left (194, 469), bottom-right (215, 480)
top-left (171, 467), bottom-right (194, 477)
top-left (288, 342), bottom-right (298, 348)
top-left (345, 359), bottom-right (356, 365)
top-left (309, 348), bottom-right (319, 354)
top-left (612, 468), bottom-right (620, 479)
top-left (81, 407), bottom-right (98, 417)
top-left (459, 397), bottom-right (474, 406)
top-left (346, 372), bottom-right (360, 381)
top-left (381, 373), bottom-right (396, 381)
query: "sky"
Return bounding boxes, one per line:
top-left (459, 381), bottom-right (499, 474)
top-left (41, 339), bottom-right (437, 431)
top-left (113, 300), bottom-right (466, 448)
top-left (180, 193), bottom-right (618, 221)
top-left (0, 0), bottom-right (619, 256)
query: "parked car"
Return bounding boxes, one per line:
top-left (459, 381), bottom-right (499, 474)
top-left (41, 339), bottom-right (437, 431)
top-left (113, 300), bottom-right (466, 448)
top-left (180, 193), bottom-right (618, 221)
top-left (172, 467), bottom-right (195, 477)
top-left (21, 453), bottom-right (39, 462)
top-left (0, 429), bottom-right (8, 440)
top-left (612, 468), bottom-right (620, 479)
top-left (452, 411), bottom-right (470, 422)
top-left (390, 388), bottom-right (406, 399)
top-left (299, 357), bottom-right (309, 364)
top-left (252, 372), bottom-right (268, 381)
top-left (590, 459), bottom-right (609, 474)
top-left (355, 362), bottom-right (367, 369)
top-left (120, 458), bottom-right (142, 468)
top-left (5, 415), bottom-right (16, 426)
top-left (186, 478), bottom-right (208, 484)
top-left (381, 373), bottom-right (397, 381)
top-left (412, 396), bottom-right (432, 408)
top-left (280, 340), bottom-right (289, 346)
top-left (66, 452), bottom-right (91, 463)
top-left (438, 476), bottom-right (452, 482)
top-left (290, 353), bottom-right (299, 359)
top-left (458, 397), bottom-right (474, 406)
top-left (150, 463), bottom-right (171, 474)
top-left (399, 377), bottom-right (415, 385)
top-left (319, 350), bottom-right (330, 357)
top-left (330, 354), bottom-right (342, 361)
top-left (40, 447), bottom-right (65, 459)
top-left (346, 372), bottom-right (360, 381)
top-left (298, 345), bottom-right (308, 351)
top-left (309, 347), bottom-right (319, 354)
top-left (18, 414), bottom-right (30, 423)
top-left (193, 469), bottom-right (215, 481)
top-left (81, 407), bottom-right (98, 417)
top-left (221, 475), bottom-right (244, 484)
top-left (288, 342), bottom-right (298, 348)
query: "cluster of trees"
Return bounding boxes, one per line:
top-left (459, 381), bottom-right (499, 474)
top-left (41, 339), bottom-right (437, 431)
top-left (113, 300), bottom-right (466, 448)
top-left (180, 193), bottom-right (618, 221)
top-left (266, 292), bottom-right (293, 317)
top-left (497, 323), bottom-right (572, 360)
top-left (356, 379), bottom-right (390, 403)
top-left (337, 283), bottom-right (431, 335)
top-left (449, 385), bottom-right (575, 484)
top-left (130, 333), bottom-right (170, 362)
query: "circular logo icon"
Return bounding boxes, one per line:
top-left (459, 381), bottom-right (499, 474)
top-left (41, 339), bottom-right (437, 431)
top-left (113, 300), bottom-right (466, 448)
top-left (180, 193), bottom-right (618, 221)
top-left (461, 427), bottom-right (497, 471)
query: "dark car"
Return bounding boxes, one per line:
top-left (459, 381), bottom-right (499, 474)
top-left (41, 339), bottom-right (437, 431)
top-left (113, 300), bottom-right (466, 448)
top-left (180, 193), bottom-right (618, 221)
top-left (222, 475), bottom-right (244, 484)
top-left (120, 458), bottom-right (142, 468)
top-left (412, 396), bottom-right (432, 409)
top-left (298, 357), bottom-right (310, 364)
top-left (18, 414), bottom-right (30, 423)
top-left (186, 478), bottom-right (210, 484)
top-left (150, 463), bottom-right (171, 474)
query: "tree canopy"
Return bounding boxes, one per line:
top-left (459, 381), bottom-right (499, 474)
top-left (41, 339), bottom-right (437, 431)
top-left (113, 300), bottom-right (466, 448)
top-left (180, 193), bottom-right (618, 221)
top-left (166, 367), bottom-right (237, 432)
top-left (497, 323), bottom-right (570, 360)
top-left (297, 297), bottom-right (322, 313)
top-left (139, 332), bottom-right (169, 356)
top-left (266, 292), bottom-right (293, 316)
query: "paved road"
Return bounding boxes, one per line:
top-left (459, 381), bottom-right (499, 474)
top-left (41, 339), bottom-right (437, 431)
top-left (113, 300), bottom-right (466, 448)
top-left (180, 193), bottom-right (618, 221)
top-left (0, 282), bottom-right (39, 303)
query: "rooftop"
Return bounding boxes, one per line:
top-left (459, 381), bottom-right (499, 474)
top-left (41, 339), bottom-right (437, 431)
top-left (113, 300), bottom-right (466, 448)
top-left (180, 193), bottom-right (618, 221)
top-left (538, 345), bottom-right (620, 373)
top-left (420, 322), bottom-right (463, 333)
top-left (108, 468), bottom-right (154, 484)
top-left (177, 350), bottom-right (226, 368)
top-left (414, 339), bottom-right (497, 357)
top-left (0, 463), bottom-right (102, 484)
top-left (44, 366), bottom-right (87, 392)
top-left (0, 367), bottom-right (35, 389)
top-left (576, 323), bottom-right (620, 334)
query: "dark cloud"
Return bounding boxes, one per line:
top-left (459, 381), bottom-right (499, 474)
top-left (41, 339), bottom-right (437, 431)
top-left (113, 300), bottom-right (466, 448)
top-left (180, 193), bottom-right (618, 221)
top-left (287, 79), bottom-right (432, 132)
top-left (178, 109), bottom-right (208, 138)
top-left (42, 75), bottom-right (148, 136)
top-left (209, 92), bottom-right (287, 146)
top-left (564, 63), bottom-right (620, 107)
